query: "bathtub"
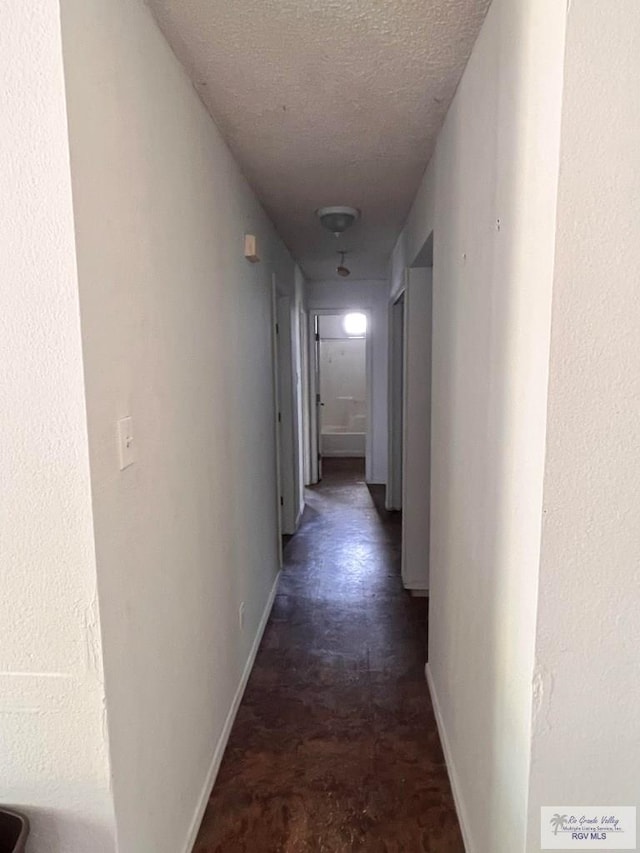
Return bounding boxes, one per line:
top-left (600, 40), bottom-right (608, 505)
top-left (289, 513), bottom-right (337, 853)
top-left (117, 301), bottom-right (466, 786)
top-left (321, 425), bottom-right (366, 457)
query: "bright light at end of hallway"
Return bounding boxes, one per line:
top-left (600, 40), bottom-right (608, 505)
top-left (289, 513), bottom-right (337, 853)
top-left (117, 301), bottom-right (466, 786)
top-left (343, 312), bottom-right (367, 337)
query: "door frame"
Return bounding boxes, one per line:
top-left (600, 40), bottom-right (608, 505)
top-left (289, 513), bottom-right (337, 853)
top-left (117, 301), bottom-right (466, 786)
top-left (387, 285), bottom-right (406, 510)
top-left (300, 307), bottom-right (312, 486)
top-left (276, 294), bottom-right (299, 535)
top-left (270, 275), bottom-right (283, 567)
top-left (308, 308), bottom-right (373, 484)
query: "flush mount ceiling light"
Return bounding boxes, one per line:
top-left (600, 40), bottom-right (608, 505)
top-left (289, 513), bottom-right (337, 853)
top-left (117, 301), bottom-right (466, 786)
top-left (316, 205), bottom-right (360, 237)
top-left (337, 251), bottom-right (351, 277)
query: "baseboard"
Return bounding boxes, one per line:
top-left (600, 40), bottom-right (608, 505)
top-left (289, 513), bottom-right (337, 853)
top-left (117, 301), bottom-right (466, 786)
top-left (425, 663), bottom-right (475, 853)
top-left (295, 501), bottom-right (305, 530)
top-left (181, 570), bottom-right (281, 853)
top-left (321, 451), bottom-right (366, 458)
top-left (402, 580), bottom-right (429, 595)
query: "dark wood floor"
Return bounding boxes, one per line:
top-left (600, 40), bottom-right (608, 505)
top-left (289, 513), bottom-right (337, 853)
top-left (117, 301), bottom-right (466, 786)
top-left (194, 458), bottom-right (463, 852)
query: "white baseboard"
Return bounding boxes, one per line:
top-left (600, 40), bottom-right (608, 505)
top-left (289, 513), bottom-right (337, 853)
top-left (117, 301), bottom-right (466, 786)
top-left (409, 588), bottom-right (429, 598)
top-left (402, 578), bottom-right (429, 595)
top-left (425, 663), bottom-right (475, 853)
top-left (181, 570), bottom-right (281, 853)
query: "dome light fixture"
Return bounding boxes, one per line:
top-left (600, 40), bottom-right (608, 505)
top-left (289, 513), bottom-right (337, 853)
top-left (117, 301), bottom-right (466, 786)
top-left (316, 205), bottom-right (360, 237)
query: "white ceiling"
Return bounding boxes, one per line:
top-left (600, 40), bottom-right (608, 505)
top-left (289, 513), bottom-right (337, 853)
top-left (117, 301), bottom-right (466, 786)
top-left (148, 0), bottom-right (491, 281)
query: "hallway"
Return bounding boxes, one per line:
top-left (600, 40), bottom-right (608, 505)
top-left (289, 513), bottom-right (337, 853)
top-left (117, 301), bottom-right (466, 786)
top-left (194, 459), bottom-right (463, 852)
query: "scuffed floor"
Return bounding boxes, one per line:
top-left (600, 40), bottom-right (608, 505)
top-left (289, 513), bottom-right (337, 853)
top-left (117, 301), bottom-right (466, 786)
top-left (193, 458), bottom-right (463, 852)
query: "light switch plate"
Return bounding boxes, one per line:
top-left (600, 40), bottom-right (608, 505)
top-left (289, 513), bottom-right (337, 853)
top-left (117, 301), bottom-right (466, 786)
top-left (244, 233), bottom-right (260, 263)
top-left (117, 416), bottom-right (135, 470)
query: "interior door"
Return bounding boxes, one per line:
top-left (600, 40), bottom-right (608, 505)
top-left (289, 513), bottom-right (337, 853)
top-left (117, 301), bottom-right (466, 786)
top-left (300, 309), bottom-right (312, 486)
top-left (314, 314), bottom-right (323, 481)
top-left (271, 277), bottom-right (283, 566)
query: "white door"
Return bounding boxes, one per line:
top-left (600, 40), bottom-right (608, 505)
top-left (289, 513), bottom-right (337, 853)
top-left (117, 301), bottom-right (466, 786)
top-left (309, 313), bottom-right (325, 483)
top-left (300, 309), bottom-right (312, 486)
top-left (271, 277), bottom-right (283, 566)
top-left (276, 296), bottom-right (299, 535)
top-left (401, 267), bottom-right (433, 592)
top-left (314, 314), bottom-right (323, 481)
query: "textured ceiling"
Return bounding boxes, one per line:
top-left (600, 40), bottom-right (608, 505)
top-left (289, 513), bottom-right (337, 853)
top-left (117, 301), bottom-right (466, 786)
top-left (147, 0), bottom-right (491, 280)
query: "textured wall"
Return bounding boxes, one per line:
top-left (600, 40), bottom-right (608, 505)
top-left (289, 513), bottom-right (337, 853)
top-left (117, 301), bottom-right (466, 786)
top-left (527, 3), bottom-right (640, 846)
top-left (392, 0), bottom-right (567, 849)
top-left (0, 2), bottom-right (115, 850)
top-left (60, 0), bottom-right (296, 850)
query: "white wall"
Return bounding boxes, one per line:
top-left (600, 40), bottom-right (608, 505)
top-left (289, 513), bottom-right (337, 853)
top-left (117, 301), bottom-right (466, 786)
top-left (59, 0), bottom-right (297, 850)
top-left (392, 0), bottom-right (567, 849)
top-left (0, 2), bottom-right (115, 849)
top-left (319, 339), bottom-right (367, 431)
top-left (307, 280), bottom-right (389, 483)
top-left (526, 3), bottom-right (640, 846)
top-left (389, 186), bottom-right (434, 303)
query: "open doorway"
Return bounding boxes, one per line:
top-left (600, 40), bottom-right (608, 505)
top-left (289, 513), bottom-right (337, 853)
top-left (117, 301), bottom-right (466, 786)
top-left (386, 233), bottom-right (433, 594)
top-left (401, 267), bottom-right (432, 594)
top-left (309, 310), bottom-right (371, 483)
